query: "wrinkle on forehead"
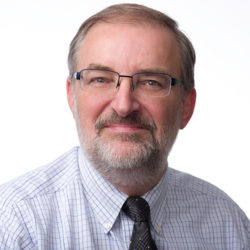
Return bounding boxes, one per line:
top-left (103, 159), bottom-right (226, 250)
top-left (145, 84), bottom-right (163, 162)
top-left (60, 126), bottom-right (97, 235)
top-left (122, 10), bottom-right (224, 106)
top-left (77, 22), bottom-right (181, 78)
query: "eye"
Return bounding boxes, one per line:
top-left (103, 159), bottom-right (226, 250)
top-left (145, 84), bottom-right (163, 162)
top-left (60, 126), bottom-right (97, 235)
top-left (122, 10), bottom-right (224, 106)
top-left (88, 75), bottom-right (115, 88)
top-left (95, 77), bottom-right (107, 83)
top-left (138, 79), bottom-right (163, 89)
top-left (146, 80), bottom-right (161, 87)
top-left (91, 77), bottom-right (111, 85)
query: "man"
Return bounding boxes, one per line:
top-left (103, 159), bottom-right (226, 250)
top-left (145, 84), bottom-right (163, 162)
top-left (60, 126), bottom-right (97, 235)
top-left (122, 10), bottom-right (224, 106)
top-left (0, 3), bottom-right (249, 249)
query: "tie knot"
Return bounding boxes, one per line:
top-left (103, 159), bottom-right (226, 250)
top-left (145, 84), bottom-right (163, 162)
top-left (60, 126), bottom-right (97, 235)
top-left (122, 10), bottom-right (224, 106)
top-left (122, 196), bottom-right (150, 222)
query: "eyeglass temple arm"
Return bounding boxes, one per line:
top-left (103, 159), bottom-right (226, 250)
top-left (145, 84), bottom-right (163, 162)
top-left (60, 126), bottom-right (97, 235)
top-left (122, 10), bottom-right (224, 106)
top-left (72, 72), bottom-right (81, 80)
top-left (172, 78), bottom-right (183, 86)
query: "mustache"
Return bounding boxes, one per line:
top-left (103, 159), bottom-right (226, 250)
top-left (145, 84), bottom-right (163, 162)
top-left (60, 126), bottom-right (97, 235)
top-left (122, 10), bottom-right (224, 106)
top-left (95, 112), bottom-right (156, 134)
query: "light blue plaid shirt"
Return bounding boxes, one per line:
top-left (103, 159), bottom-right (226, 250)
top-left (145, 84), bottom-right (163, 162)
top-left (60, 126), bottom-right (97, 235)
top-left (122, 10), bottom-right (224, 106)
top-left (0, 147), bottom-right (249, 249)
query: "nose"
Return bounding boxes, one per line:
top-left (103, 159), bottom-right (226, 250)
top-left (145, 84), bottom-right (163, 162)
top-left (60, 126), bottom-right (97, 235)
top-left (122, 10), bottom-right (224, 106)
top-left (110, 77), bottom-right (140, 117)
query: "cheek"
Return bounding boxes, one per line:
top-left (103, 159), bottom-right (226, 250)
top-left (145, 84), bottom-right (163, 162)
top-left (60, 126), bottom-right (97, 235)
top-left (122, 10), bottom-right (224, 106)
top-left (76, 93), bottom-right (110, 131)
top-left (154, 107), bottom-right (175, 130)
top-left (144, 98), bottom-right (181, 132)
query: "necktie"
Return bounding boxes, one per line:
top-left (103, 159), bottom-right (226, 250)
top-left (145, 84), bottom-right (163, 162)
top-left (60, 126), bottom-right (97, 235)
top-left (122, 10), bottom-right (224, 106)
top-left (122, 196), bottom-right (158, 250)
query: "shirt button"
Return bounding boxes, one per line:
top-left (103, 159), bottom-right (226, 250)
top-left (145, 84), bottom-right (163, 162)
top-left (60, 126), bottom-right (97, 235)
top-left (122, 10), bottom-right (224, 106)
top-left (104, 222), bottom-right (112, 230)
top-left (156, 226), bottom-right (161, 232)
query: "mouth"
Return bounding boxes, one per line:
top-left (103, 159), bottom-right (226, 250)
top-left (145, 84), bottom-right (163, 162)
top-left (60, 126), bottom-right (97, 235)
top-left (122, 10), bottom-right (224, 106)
top-left (104, 123), bottom-right (145, 133)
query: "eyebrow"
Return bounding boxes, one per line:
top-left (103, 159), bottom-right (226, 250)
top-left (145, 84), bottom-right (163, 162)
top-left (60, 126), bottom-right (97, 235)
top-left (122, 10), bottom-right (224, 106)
top-left (136, 68), bottom-right (170, 75)
top-left (86, 63), bottom-right (115, 72)
top-left (86, 63), bottom-right (170, 75)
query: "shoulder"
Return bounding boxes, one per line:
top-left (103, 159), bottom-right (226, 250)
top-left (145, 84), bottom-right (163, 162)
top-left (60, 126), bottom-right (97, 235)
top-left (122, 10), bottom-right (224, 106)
top-left (0, 147), bottom-right (80, 210)
top-left (166, 168), bottom-right (250, 246)
top-left (166, 167), bottom-right (249, 221)
top-left (167, 167), bottom-right (234, 201)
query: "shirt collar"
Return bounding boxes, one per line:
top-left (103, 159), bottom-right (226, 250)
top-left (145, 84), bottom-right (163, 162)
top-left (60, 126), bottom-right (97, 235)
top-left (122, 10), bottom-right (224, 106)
top-left (143, 169), bottom-right (169, 235)
top-left (78, 148), bottom-right (127, 234)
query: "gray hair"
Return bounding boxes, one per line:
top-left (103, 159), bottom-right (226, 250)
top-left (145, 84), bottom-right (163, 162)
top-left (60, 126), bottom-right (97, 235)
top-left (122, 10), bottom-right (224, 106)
top-left (68, 3), bottom-right (195, 90)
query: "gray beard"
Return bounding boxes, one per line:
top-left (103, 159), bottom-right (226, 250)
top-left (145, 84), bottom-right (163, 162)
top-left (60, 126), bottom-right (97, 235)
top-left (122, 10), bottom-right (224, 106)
top-left (87, 129), bottom-right (166, 186)
top-left (75, 108), bottom-right (180, 187)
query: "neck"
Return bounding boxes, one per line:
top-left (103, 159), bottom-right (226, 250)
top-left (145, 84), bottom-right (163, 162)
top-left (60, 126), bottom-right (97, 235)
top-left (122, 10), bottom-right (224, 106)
top-left (110, 167), bottom-right (166, 196)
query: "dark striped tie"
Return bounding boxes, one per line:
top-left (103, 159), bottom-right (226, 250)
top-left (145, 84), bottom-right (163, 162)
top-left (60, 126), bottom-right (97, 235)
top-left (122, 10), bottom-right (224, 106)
top-left (122, 196), bottom-right (158, 250)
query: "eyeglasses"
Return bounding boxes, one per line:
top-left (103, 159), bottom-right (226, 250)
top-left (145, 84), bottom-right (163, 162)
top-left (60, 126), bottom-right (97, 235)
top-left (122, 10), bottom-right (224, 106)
top-left (72, 69), bottom-right (183, 98)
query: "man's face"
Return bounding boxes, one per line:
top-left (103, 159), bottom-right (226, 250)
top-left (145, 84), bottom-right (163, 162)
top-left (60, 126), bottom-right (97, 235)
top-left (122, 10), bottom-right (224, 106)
top-left (67, 22), bottom-right (195, 186)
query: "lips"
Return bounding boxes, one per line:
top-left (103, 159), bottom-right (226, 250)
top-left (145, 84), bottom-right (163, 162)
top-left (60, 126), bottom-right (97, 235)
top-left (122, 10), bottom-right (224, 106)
top-left (105, 123), bottom-right (144, 132)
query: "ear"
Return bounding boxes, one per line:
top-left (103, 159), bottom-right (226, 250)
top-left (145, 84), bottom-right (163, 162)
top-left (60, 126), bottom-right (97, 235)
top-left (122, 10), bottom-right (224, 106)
top-left (66, 77), bottom-right (76, 118)
top-left (180, 88), bottom-right (196, 129)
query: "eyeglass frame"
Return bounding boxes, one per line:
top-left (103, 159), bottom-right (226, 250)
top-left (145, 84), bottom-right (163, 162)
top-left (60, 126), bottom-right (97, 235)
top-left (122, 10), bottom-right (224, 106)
top-left (72, 68), bottom-right (183, 97)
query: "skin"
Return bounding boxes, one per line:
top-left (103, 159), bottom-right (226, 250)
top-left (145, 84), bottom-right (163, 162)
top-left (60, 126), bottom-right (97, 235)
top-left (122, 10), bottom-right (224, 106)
top-left (67, 22), bottom-right (196, 195)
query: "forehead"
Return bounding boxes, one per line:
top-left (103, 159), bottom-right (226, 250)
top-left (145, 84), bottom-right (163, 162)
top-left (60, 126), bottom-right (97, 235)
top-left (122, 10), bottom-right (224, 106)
top-left (77, 22), bottom-right (180, 77)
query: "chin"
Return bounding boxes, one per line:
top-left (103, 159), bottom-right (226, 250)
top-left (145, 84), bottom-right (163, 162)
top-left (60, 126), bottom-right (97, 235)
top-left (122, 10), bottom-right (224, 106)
top-left (81, 131), bottom-right (168, 186)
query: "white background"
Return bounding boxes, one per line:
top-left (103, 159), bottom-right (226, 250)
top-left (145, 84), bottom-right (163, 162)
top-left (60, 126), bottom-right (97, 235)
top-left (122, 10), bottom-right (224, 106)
top-left (0, 0), bottom-right (249, 216)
